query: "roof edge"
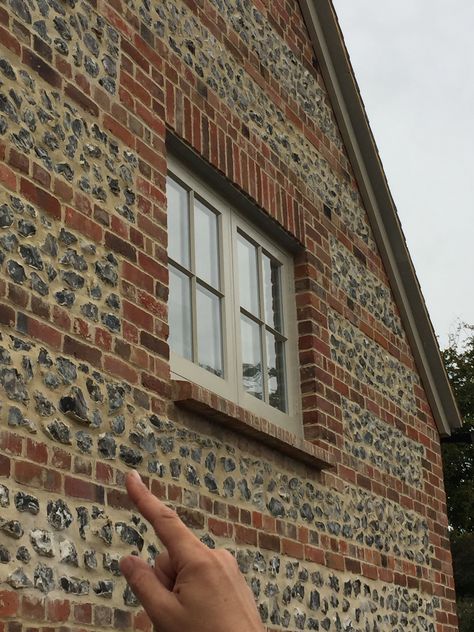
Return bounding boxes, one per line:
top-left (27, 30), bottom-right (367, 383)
top-left (298, 0), bottom-right (462, 435)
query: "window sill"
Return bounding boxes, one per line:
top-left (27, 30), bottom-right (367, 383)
top-left (171, 380), bottom-right (334, 470)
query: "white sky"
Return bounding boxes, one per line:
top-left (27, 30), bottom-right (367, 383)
top-left (331, 0), bottom-right (474, 349)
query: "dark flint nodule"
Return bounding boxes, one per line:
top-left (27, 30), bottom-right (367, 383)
top-left (59, 386), bottom-right (89, 423)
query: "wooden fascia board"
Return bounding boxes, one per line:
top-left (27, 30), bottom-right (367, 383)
top-left (298, 0), bottom-right (462, 435)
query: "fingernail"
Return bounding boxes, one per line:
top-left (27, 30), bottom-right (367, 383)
top-left (129, 470), bottom-right (143, 484)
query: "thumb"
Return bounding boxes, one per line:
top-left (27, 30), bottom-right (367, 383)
top-left (120, 555), bottom-right (177, 624)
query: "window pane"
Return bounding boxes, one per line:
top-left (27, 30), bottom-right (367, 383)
top-left (169, 266), bottom-right (192, 360)
top-left (195, 199), bottom-right (219, 289)
top-left (237, 233), bottom-right (259, 316)
top-left (263, 254), bottom-right (282, 331)
top-left (197, 284), bottom-right (223, 377)
top-left (266, 331), bottom-right (287, 412)
top-left (240, 314), bottom-right (263, 400)
top-left (167, 176), bottom-right (190, 268)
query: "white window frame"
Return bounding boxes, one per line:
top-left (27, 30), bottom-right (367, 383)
top-left (168, 158), bottom-right (302, 436)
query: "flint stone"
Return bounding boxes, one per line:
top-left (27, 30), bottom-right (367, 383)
top-left (57, 357), bottom-right (77, 383)
top-left (94, 579), bottom-right (114, 598)
top-left (55, 289), bottom-right (75, 307)
top-left (61, 575), bottom-right (90, 595)
top-left (111, 414), bottom-right (125, 435)
top-left (0, 484), bottom-right (9, 507)
top-left (47, 499), bottom-right (73, 531)
top-left (6, 260), bottom-right (26, 284)
top-left (19, 244), bottom-right (43, 270)
top-left (30, 529), bottom-right (54, 557)
top-left (0, 204), bottom-right (13, 227)
top-left (16, 546), bottom-right (30, 563)
top-left (34, 391), bottom-right (55, 416)
top-left (62, 270), bottom-right (85, 289)
top-left (204, 473), bottom-right (218, 493)
top-left (0, 520), bottom-right (24, 539)
top-left (60, 386), bottom-right (89, 423)
top-left (0, 545), bottom-right (11, 563)
top-left (115, 522), bottom-right (144, 551)
top-left (60, 540), bottom-right (78, 566)
top-left (107, 383), bottom-right (125, 412)
top-left (123, 584), bottom-right (139, 607)
top-left (15, 492), bottom-right (40, 515)
top-left (0, 234), bottom-right (18, 252)
top-left (0, 368), bottom-right (28, 403)
top-left (106, 293), bottom-right (120, 310)
top-left (59, 228), bottom-right (77, 245)
top-left (45, 419), bottom-right (72, 444)
top-left (76, 430), bottom-right (93, 453)
top-left (119, 445), bottom-right (143, 468)
top-left (97, 521), bottom-right (113, 546)
top-left (84, 549), bottom-right (97, 569)
top-left (7, 568), bottom-right (32, 588)
top-left (30, 271), bottom-right (49, 296)
top-left (96, 260), bottom-right (118, 286)
top-left (98, 433), bottom-right (116, 459)
top-left (34, 563), bottom-right (54, 593)
top-left (130, 422), bottom-right (157, 453)
top-left (103, 553), bottom-right (121, 576)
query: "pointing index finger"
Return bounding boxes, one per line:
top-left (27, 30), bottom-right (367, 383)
top-left (126, 470), bottom-right (202, 560)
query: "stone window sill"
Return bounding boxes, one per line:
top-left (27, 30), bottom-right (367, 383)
top-left (171, 380), bottom-right (334, 470)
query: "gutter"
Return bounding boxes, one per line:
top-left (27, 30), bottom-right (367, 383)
top-left (298, 0), bottom-right (462, 435)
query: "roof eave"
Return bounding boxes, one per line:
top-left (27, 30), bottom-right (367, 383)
top-left (298, 0), bottom-right (462, 435)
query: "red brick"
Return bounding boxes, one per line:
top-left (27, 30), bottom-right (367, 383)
top-left (0, 162), bottom-right (16, 191)
top-left (96, 462), bottom-right (114, 485)
top-left (65, 83), bottom-right (99, 116)
top-left (103, 114), bottom-right (135, 148)
top-left (65, 476), bottom-right (105, 503)
top-left (14, 461), bottom-right (61, 492)
top-left (73, 603), bottom-right (92, 625)
top-left (326, 552), bottom-right (345, 571)
top-left (235, 525), bottom-right (257, 546)
top-left (208, 518), bottom-right (233, 538)
top-left (47, 599), bottom-right (70, 623)
top-left (26, 439), bottom-right (48, 464)
top-left (259, 532), bottom-right (281, 552)
top-left (23, 49), bottom-right (61, 87)
top-left (63, 335), bottom-right (102, 367)
top-left (123, 300), bottom-right (153, 330)
top-left (21, 594), bottom-right (45, 620)
top-left (105, 231), bottom-right (137, 261)
top-left (0, 303), bottom-right (15, 326)
top-left (52, 448), bottom-right (72, 470)
top-left (345, 558), bottom-right (362, 574)
top-left (281, 538), bottom-right (304, 560)
top-left (0, 432), bottom-right (22, 455)
top-left (0, 454), bottom-right (10, 477)
top-left (17, 313), bottom-right (62, 350)
top-left (64, 207), bottom-right (103, 242)
top-left (20, 178), bottom-right (61, 219)
top-left (107, 488), bottom-right (135, 510)
top-left (304, 545), bottom-right (325, 564)
top-left (140, 331), bottom-right (168, 358)
top-left (123, 262), bottom-right (154, 293)
top-left (0, 591), bottom-right (19, 617)
top-left (104, 355), bottom-right (138, 383)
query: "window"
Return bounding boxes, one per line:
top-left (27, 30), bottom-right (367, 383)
top-left (167, 159), bottom-right (301, 434)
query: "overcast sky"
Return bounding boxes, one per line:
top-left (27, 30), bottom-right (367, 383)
top-left (331, 0), bottom-right (474, 349)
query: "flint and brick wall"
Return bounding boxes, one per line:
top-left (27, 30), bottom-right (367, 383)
top-left (0, 0), bottom-right (457, 630)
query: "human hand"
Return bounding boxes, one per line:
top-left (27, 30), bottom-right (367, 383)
top-left (119, 470), bottom-right (265, 632)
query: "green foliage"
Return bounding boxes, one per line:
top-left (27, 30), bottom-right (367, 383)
top-left (441, 326), bottom-right (474, 630)
top-left (441, 329), bottom-right (474, 536)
